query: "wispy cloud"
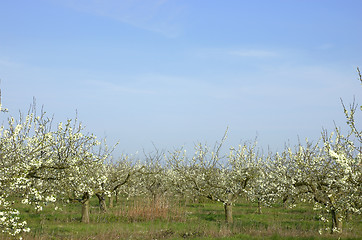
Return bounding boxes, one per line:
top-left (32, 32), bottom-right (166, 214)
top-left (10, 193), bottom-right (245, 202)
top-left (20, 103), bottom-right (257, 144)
top-left (228, 49), bottom-right (278, 57)
top-left (193, 47), bottom-right (281, 60)
top-left (85, 79), bottom-right (156, 95)
top-left (0, 58), bottom-right (22, 68)
top-left (316, 43), bottom-right (334, 50)
top-left (52, 0), bottom-right (185, 37)
top-left (83, 73), bottom-right (239, 101)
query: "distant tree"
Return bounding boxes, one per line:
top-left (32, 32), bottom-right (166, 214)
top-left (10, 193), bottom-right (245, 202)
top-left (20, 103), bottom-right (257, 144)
top-left (168, 133), bottom-right (261, 224)
top-left (138, 148), bottom-right (170, 205)
top-left (249, 152), bottom-right (279, 214)
top-left (101, 154), bottom-right (144, 211)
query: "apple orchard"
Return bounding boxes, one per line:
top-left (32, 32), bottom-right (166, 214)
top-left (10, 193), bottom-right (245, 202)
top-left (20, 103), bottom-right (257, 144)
top-left (0, 70), bottom-right (361, 238)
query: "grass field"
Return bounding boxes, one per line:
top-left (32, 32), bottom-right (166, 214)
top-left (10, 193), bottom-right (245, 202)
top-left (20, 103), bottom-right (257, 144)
top-left (2, 196), bottom-right (361, 240)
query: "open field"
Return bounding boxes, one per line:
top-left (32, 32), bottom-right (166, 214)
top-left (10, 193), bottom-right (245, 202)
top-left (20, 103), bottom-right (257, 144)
top-left (2, 197), bottom-right (361, 240)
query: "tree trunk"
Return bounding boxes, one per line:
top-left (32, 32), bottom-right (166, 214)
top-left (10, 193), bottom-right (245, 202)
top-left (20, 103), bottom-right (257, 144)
top-left (184, 196), bottom-right (189, 206)
top-left (257, 198), bottom-right (262, 214)
top-left (345, 210), bottom-right (352, 221)
top-left (96, 192), bottom-right (107, 213)
top-left (109, 193), bottom-right (114, 208)
top-left (282, 195), bottom-right (288, 208)
top-left (331, 209), bottom-right (343, 233)
top-left (81, 192), bottom-right (90, 223)
top-left (224, 202), bottom-right (233, 224)
top-left (152, 193), bottom-right (160, 207)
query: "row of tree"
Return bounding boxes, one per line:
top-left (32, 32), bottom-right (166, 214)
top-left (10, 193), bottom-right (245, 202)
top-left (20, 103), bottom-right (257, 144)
top-left (0, 70), bottom-right (361, 237)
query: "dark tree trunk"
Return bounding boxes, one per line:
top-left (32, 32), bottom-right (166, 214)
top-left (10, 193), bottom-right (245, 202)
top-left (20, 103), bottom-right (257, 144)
top-left (331, 209), bottom-right (343, 233)
top-left (96, 192), bottom-right (107, 213)
top-left (282, 195), bottom-right (288, 208)
top-left (152, 192), bottom-right (161, 207)
top-left (224, 202), bottom-right (233, 224)
top-left (109, 193), bottom-right (114, 208)
top-left (81, 192), bottom-right (90, 223)
top-left (257, 198), bottom-right (262, 214)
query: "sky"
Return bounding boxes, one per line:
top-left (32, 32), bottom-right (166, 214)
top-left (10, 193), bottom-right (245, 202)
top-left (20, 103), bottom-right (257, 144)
top-left (0, 0), bottom-right (361, 157)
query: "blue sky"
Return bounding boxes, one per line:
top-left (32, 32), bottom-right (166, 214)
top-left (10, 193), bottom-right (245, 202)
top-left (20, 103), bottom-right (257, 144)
top-left (1, 0), bottom-right (361, 156)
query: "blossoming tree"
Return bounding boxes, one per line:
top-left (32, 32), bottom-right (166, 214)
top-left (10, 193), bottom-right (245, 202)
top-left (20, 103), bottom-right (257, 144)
top-left (168, 135), bottom-right (261, 223)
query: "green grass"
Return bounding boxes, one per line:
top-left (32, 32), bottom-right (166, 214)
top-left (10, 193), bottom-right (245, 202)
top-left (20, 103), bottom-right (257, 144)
top-left (1, 197), bottom-right (361, 240)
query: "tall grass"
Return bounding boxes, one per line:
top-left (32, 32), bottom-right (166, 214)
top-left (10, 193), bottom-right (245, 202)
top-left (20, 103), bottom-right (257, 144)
top-left (118, 197), bottom-right (187, 222)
